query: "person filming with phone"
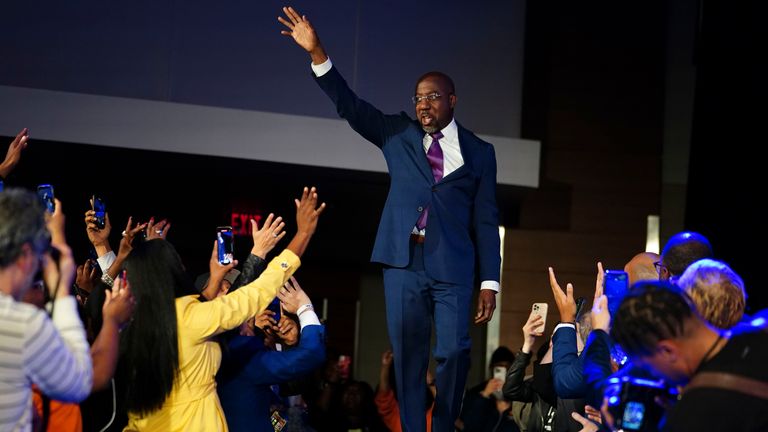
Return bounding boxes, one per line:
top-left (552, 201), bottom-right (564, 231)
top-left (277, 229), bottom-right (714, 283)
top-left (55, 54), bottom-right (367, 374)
top-left (115, 187), bottom-right (324, 431)
top-left (0, 189), bottom-right (93, 431)
top-left (458, 346), bottom-right (521, 432)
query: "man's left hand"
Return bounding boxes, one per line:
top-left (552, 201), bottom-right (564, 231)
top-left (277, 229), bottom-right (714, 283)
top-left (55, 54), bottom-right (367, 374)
top-left (474, 290), bottom-right (496, 324)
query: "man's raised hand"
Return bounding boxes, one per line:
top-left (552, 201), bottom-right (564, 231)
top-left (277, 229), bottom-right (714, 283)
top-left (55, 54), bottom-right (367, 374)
top-left (278, 6), bottom-right (328, 64)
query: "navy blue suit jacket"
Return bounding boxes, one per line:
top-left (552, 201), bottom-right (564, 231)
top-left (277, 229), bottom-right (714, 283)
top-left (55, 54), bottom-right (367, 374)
top-left (218, 325), bottom-right (326, 432)
top-left (315, 66), bottom-right (501, 284)
top-left (552, 326), bottom-right (588, 399)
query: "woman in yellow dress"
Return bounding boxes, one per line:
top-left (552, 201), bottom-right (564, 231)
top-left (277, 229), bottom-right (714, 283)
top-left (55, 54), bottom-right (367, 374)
top-left (120, 187), bottom-right (324, 431)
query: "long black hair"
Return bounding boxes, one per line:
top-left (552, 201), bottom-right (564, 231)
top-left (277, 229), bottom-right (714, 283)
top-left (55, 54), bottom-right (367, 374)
top-left (119, 239), bottom-right (197, 415)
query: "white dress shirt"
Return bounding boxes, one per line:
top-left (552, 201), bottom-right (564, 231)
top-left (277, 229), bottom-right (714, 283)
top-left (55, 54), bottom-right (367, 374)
top-left (311, 58), bottom-right (499, 293)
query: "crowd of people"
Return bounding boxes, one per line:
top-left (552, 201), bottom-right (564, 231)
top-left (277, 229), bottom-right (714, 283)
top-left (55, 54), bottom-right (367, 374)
top-left (2, 5), bottom-right (767, 432)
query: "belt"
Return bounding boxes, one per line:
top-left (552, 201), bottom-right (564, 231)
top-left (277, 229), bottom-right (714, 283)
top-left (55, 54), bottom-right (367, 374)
top-left (410, 233), bottom-right (425, 244)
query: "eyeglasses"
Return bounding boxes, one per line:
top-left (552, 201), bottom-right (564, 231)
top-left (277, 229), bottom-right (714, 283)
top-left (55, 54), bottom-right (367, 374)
top-left (653, 261), bottom-right (667, 274)
top-left (411, 92), bottom-right (442, 104)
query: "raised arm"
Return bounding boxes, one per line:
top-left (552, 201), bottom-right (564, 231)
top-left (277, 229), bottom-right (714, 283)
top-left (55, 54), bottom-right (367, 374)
top-left (278, 7), bottom-right (410, 147)
top-left (0, 128), bottom-right (29, 179)
top-left (27, 199), bottom-right (93, 401)
top-left (182, 187), bottom-right (325, 339)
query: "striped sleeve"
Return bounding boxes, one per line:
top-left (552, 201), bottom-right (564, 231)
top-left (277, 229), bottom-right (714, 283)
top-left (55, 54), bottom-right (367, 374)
top-left (23, 297), bottom-right (93, 402)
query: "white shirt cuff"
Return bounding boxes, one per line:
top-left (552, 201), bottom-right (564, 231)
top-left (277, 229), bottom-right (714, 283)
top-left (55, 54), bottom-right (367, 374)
top-left (480, 280), bottom-right (500, 293)
top-left (298, 310), bottom-right (321, 330)
top-left (554, 323), bottom-right (576, 334)
top-left (97, 251), bottom-right (116, 273)
top-left (311, 58), bottom-right (333, 77)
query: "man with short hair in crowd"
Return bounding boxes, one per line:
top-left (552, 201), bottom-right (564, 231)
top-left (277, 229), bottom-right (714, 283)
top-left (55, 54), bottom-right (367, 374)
top-left (0, 189), bottom-right (93, 431)
top-left (656, 232), bottom-right (713, 281)
top-left (611, 281), bottom-right (768, 431)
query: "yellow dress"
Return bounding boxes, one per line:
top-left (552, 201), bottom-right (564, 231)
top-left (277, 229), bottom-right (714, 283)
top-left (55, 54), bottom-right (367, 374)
top-left (124, 250), bottom-right (300, 431)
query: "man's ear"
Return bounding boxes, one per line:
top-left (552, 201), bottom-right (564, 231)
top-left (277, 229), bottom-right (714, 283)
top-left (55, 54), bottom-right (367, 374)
top-left (449, 94), bottom-right (457, 109)
top-left (656, 340), bottom-right (680, 362)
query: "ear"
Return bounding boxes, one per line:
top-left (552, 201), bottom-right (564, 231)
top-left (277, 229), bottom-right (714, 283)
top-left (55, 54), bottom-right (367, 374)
top-left (660, 266), bottom-right (671, 280)
top-left (449, 94), bottom-right (457, 109)
top-left (656, 340), bottom-right (680, 362)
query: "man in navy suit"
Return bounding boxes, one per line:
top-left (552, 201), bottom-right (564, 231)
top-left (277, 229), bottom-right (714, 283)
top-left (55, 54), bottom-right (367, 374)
top-left (280, 7), bottom-right (501, 431)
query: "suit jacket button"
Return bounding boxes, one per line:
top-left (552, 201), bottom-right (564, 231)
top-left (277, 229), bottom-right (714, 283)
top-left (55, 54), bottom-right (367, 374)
top-left (417, 206), bottom-right (423, 212)
top-left (432, 186), bottom-right (437, 192)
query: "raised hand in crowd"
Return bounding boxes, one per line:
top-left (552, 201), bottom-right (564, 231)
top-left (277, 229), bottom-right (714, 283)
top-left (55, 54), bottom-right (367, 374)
top-left (584, 405), bottom-right (602, 425)
top-left (145, 217), bottom-right (171, 241)
top-left (42, 198), bottom-right (76, 300)
top-left (208, 240), bottom-right (239, 292)
top-left (85, 205), bottom-right (112, 258)
top-left (117, 217), bottom-right (147, 260)
top-left (275, 315), bottom-right (299, 346)
top-left (278, 276), bottom-right (311, 315)
top-left (102, 273), bottom-right (135, 330)
top-left (548, 267), bottom-right (577, 323)
top-left (253, 309), bottom-right (279, 334)
top-left (570, 412), bottom-right (600, 432)
top-left (74, 259), bottom-right (100, 304)
top-left (0, 128), bottom-right (29, 179)
top-left (96, 216), bottom-right (148, 285)
top-left (522, 309), bottom-right (545, 354)
top-left (480, 377), bottom-right (504, 399)
top-left (278, 6), bottom-right (329, 65)
top-left (251, 213), bottom-right (285, 259)
top-left (286, 186), bottom-right (326, 258)
top-left (593, 262), bottom-right (604, 302)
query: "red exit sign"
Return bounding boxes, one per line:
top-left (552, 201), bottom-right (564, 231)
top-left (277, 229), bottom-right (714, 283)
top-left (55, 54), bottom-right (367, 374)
top-left (231, 212), bottom-right (263, 236)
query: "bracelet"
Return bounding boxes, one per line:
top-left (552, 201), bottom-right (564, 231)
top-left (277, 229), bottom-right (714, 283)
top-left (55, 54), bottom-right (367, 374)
top-left (101, 273), bottom-right (115, 287)
top-left (296, 303), bottom-right (314, 317)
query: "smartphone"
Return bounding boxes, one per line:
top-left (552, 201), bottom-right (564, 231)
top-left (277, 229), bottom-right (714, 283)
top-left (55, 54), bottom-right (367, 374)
top-left (604, 270), bottom-right (629, 316)
top-left (531, 302), bottom-right (548, 334)
top-left (267, 298), bottom-right (281, 323)
top-left (37, 184), bottom-right (55, 213)
top-left (216, 226), bottom-right (234, 265)
top-left (492, 365), bottom-right (507, 399)
top-left (92, 195), bottom-right (106, 229)
top-left (622, 401), bottom-right (646, 430)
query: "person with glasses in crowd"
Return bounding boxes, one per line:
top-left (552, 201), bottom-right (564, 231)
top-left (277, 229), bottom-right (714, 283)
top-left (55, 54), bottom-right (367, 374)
top-left (655, 231), bottom-right (713, 282)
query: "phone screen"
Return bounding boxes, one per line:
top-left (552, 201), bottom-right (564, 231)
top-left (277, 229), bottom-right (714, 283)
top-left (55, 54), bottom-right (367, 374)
top-left (37, 184), bottom-right (55, 213)
top-left (92, 195), bottom-right (106, 229)
top-left (493, 366), bottom-right (507, 382)
top-left (267, 298), bottom-right (281, 323)
top-left (622, 401), bottom-right (645, 430)
top-left (604, 270), bottom-right (629, 316)
top-left (216, 226), bottom-right (234, 265)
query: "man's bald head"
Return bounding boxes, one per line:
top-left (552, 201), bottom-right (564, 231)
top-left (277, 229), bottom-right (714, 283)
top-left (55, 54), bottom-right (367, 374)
top-left (624, 252), bottom-right (660, 286)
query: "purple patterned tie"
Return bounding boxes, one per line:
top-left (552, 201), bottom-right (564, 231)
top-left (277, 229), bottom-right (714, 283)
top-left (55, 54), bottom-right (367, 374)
top-left (416, 132), bottom-right (444, 230)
